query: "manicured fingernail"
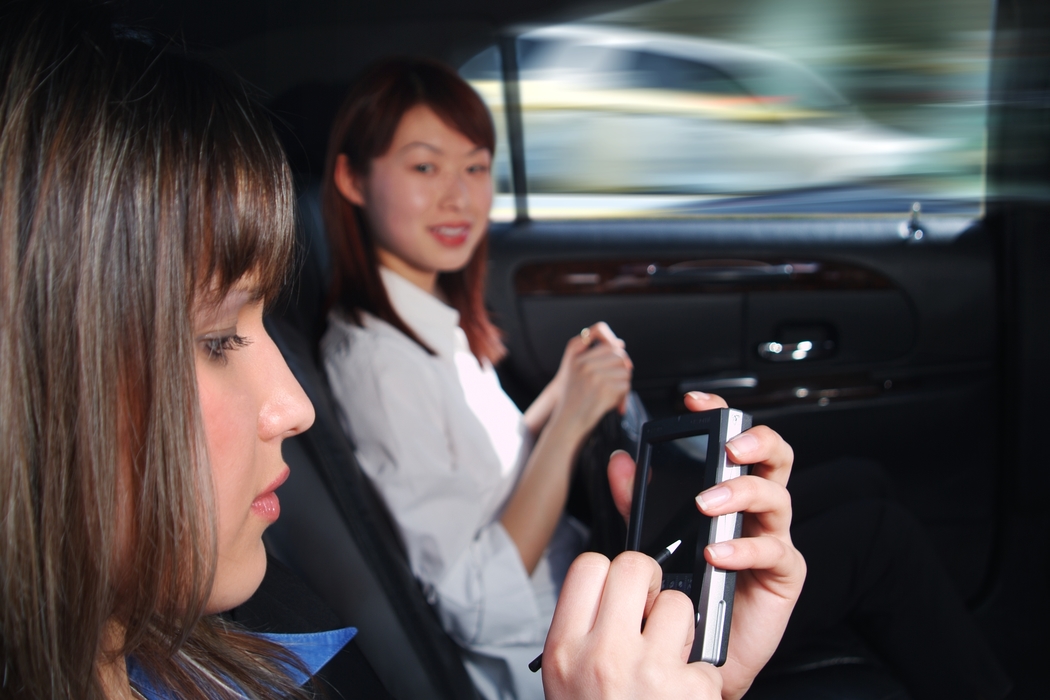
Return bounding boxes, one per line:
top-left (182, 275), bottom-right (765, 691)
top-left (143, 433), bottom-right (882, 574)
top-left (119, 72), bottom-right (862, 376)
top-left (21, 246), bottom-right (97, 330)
top-left (707, 542), bottom-right (735, 560)
top-left (696, 486), bottom-right (730, 510)
top-left (610, 449), bottom-right (629, 459)
top-left (686, 391), bottom-right (710, 401)
top-left (726, 433), bottom-right (758, 460)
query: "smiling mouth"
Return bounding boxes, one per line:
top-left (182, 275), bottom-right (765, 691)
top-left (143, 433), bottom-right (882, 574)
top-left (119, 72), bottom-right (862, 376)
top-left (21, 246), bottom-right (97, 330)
top-left (429, 224), bottom-right (470, 246)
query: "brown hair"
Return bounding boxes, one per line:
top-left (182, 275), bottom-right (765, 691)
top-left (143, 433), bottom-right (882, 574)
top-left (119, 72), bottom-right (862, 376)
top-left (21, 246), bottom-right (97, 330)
top-left (0, 2), bottom-right (304, 698)
top-left (322, 57), bottom-right (506, 365)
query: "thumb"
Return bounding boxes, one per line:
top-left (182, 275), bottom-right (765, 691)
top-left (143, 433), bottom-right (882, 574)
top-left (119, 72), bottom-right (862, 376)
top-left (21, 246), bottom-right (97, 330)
top-left (607, 450), bottom-right (636, 521)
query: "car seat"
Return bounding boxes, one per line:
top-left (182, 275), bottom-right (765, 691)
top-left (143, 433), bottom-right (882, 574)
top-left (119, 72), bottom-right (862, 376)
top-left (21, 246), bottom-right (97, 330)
top-left (263, 181), bottom-right (910, 700)
top-left (263, 182), bottom-right (481, 700)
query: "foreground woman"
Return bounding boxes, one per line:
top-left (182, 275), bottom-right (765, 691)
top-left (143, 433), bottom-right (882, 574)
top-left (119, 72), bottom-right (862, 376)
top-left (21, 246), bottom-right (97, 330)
top-left (0, 3), bottom-right (322, 697)
top-left (0, 3), bottom-right (804, 699)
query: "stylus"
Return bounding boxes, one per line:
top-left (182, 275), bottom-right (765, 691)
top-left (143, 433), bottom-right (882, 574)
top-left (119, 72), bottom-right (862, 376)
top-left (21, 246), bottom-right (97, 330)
top-left (655, 539), bottom-right (681, 565)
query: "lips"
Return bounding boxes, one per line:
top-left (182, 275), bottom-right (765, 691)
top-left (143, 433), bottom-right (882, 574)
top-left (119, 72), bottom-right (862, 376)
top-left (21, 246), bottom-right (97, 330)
top-left (251, 466), bottom-right (289, 523)
top-left (428, 223), bottom-right (471, 247)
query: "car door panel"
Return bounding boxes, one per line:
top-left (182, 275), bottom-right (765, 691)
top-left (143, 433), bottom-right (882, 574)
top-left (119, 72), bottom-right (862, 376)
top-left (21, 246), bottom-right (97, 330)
top-left (520, 293), bottom-right (744, 378)
top-left (488, 217), bottom-right (997, 600)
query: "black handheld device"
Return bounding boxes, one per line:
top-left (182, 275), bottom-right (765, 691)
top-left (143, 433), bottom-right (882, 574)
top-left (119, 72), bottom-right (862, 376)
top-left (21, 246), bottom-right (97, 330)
top-left (626, 408), bottom-right (752, 666)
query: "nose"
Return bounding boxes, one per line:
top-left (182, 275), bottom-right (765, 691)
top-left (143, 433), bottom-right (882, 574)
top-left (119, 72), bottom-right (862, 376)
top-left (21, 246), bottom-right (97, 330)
top-left (257, 331), bottom-right (315, 442)
top-left (440, 171), bottom-right (469, 210)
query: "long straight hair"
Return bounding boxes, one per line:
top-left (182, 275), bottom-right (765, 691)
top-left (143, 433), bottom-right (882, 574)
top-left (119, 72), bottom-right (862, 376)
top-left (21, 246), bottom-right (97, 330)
top-left (323, 57), bottom-right (507, 365)
top-left (0, 3), bottom-right (304, 698)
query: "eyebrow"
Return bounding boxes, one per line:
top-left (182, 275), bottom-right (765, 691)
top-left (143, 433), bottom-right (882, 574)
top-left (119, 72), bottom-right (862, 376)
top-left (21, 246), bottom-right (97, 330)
top-left (194, 285), bottom-right (262, 326)
top-left (398, 141), bottom-right (489, 157)
top-left (221, 284), bottom-right (267, 311)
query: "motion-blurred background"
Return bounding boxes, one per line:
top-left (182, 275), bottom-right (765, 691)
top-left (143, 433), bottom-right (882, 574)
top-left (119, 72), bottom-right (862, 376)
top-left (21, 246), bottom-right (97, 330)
top-left (461, 0), bottom-right (992, 219)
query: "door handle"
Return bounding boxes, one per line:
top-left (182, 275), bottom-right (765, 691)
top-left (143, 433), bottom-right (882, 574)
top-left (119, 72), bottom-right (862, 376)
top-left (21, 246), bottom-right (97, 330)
top-left (757, 340), bottom-right (834, 362)
top-left (678, 375), bottom-right (759, 394)
top-left (648, 260), bottom-right (819, 284)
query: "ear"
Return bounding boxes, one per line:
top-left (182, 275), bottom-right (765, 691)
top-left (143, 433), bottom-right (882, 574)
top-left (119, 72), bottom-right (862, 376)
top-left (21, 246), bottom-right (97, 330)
top-left (334, 154), bottom-right (367, 207)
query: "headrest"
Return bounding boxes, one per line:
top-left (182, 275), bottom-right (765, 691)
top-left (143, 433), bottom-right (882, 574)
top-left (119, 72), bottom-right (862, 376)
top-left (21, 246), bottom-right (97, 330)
top-left (273, 180), bottom-right (332, 354)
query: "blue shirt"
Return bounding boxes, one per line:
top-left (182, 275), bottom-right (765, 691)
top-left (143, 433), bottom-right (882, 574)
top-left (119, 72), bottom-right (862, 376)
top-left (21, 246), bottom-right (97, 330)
top-left (127, 627), bottom-right (357, 698)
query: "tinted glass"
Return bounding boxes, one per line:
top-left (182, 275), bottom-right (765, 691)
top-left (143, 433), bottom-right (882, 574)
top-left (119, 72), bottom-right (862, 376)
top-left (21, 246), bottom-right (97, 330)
top-left (459, 45), bottom-right (515, 221)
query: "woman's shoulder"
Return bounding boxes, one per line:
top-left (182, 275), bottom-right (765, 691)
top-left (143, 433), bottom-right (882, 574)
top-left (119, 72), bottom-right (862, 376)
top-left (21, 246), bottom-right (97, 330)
top-left (322, 311), bottom-right (430, 365)
top-left (322, 311), bottom-right (449, 407)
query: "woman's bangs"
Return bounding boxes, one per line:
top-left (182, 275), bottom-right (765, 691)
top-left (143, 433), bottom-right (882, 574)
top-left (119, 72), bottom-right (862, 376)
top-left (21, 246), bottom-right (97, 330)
top-left (426, 78), bottom-right (496, 156)
top-left (190, 77), bottom-right (295, 307)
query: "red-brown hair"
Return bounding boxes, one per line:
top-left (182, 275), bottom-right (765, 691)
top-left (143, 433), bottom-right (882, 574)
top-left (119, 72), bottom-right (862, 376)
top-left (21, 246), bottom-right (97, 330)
top-left (322, 57), bottom-right (506, 365)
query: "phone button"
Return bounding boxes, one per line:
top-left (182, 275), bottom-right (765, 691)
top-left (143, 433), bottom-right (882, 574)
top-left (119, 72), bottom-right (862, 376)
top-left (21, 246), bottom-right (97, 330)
top-left (709, 600), bottom-right (727, 659)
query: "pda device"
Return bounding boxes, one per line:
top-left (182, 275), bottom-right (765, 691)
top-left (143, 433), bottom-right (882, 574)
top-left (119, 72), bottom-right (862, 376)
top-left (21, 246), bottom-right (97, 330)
top-left (626, 408), bottom-right (752, 666)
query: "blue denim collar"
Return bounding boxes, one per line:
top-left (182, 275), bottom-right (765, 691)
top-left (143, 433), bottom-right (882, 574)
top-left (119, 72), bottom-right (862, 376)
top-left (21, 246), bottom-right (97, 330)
top-left (127, 627), bottom-right (357, 698)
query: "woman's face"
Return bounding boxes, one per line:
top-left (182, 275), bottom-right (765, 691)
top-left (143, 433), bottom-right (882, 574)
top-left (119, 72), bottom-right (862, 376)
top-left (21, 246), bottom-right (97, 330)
top-left (335, 104), bottom-right (493, 293)
top-left (193, 282), bottom-right (315, 613)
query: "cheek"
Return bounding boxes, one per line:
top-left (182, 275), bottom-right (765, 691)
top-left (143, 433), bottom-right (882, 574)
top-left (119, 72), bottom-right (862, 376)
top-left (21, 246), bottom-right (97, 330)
top-left (197, 364), bottom-right (268, 613)
top-left (198, 371), bottom-right (246, 492)
top-left (474, 179), bottom-right (494, 214)
top-left (368, 175), bottom-right (432, 247)
top-left (197, 370), bottom-right (257, 549)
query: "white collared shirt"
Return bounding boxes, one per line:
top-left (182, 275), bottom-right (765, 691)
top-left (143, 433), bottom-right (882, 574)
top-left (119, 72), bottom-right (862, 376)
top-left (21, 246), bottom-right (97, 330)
top-left (322, 268), bottom-right (584, 700)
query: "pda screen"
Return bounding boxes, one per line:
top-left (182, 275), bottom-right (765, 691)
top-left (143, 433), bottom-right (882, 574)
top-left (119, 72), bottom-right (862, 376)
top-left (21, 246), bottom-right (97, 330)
top-left (637, 433), bottom-right (711, 578)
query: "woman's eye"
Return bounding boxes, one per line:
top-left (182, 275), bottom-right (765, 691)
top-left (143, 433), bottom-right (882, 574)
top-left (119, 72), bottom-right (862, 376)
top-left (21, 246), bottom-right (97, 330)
top-left (201, 334), bottom-right (251, 365)
top-left (414, 163), bottom-right (435, 173)
top-left (467, 163), bottom-right (490, 174)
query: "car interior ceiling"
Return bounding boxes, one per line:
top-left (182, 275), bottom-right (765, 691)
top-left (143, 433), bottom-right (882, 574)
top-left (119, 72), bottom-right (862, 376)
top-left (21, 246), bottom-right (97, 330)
top-left (122, 0), bottom-right (1050, 698)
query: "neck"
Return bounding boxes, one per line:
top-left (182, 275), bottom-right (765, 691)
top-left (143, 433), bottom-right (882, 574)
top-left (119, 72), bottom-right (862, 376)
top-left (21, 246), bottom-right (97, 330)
top-left (376, 248), bottom-right (438, 295)
top-left (98, 620), bottom-right (136, 700)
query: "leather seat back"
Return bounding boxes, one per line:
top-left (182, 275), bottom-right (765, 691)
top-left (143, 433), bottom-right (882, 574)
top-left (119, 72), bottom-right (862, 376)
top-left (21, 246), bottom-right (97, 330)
top-left (264, 182), bottom-right (480, 700)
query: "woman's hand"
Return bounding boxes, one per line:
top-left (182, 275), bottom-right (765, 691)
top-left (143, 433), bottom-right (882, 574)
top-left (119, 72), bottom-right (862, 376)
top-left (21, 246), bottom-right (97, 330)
top-left (542, 551), bottom-right (724, 700)
top-left (524, 322), bottom-right (633, 437)
top-left (601, 391), bottom-right (805, 700)
top-left (550, 322), bottom-right (632, 435)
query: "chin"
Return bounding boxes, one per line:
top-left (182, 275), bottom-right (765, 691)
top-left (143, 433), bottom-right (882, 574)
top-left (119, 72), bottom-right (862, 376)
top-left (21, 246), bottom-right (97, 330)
top-left (204, 540), bottom-right (269, 614)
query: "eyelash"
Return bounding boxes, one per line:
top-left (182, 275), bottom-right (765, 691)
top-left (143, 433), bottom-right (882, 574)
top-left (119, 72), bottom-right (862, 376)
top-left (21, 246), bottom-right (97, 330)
top-left (201, 334), bottom-right (251, 364)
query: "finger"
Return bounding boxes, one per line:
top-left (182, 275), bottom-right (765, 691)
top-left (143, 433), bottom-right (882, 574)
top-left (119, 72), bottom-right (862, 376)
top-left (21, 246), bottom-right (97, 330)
top-left (564, 332), bottom-right (590, 357)
top-left (607, 450), bottom-right (636, 520)
top-left (683, 391), bottom-right (729, 412)
top-left (724, 425), bottom-right (793, 487)
top-left (588, 321), bottom-right (622, 346)
top-left (687, 662), bottom-right (725, 697)
top-left (585, 323), bottom-right (633, 364)
top-left (704, 532), bottom-right (804, 583)
top-left (547, 552), bottom-right (612, 645)
top-left (593, 552), bottom-right (663, 638)
top-left (579, 342), bottom-right (632, 370)
top-left (641, 589), bottom-right (696, 662)
top-left (576, 346), bottom-right (633, 370)
top-left (695, 474), bottom-right (792, 537)
top-left (571, 364), bottom-right (632, 397)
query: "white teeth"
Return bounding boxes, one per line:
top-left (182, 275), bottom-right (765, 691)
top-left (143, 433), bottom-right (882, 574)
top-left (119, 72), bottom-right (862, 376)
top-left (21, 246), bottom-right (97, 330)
top-left (432, 226), bottom-right (467, 237)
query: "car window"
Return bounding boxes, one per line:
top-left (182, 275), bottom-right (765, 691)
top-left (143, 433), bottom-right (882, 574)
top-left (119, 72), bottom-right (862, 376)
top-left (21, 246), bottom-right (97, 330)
top-left (460, 0), bottom-right (993, 220)
top-left (459, 45), bottom-right (514, 217)
top-left (627, 51), bottom-right (744, 95)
